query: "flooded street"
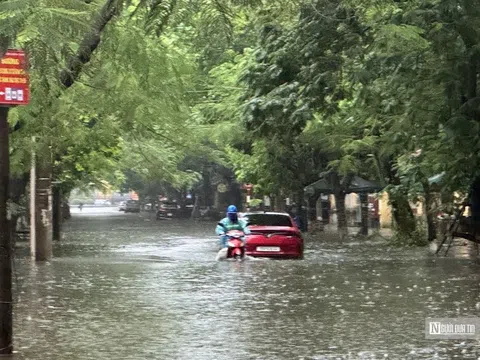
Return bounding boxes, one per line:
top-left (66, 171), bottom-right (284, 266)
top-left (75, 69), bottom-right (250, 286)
top-left (10, 208), bottom-right (480, 359)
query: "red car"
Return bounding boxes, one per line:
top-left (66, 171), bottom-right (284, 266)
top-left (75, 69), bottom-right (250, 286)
top-left (241, 212), bottom-right (304, 259)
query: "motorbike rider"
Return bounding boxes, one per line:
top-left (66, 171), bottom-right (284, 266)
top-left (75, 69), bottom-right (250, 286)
top-left (215, 205), bottom-right (250, 248)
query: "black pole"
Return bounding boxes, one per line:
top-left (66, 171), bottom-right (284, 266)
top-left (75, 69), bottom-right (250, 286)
top-left (0, 106), bottom-right (12, 355)
top-left (359, 193), bottom-right (369, 236)
top-left (52, 187), bottom-right (62, 241)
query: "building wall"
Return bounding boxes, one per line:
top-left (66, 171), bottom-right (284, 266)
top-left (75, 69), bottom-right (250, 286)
top-left (329, 195), bottom-right (337, 224)
top-left (346, 193), bottom-right (361, 223)
top-left (328, 193), bottom-right (363, 225)
top-left (378, 192), bottom-right (428, 228)
top-left (378, 192), bottom-right (392, 228)
top-left (326, 191), bottom-right (413, 229)
top-left (316, 190), bottom-right (437, 229)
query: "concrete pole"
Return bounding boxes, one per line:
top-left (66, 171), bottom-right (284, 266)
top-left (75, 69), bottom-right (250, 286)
top-left (29, 137), bottom-right (36, 258)
top-left (35, 160), bottom-right (53, 261)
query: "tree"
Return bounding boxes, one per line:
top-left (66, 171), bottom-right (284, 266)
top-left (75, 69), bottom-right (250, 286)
top-left (0, 0), bottom-right (229, 352)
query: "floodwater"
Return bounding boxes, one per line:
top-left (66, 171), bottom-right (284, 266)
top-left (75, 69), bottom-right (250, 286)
top-left (10, 207), bottom-right (480, 359)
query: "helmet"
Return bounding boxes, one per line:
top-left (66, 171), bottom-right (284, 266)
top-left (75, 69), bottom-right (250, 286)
top-left (227, 205), bottom-right (238, 222)
top-left (227, 205), bottom-right (237, 214)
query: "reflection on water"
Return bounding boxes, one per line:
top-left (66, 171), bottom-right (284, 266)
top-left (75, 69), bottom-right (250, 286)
top-left (10, 208), bottom-right (480, 359)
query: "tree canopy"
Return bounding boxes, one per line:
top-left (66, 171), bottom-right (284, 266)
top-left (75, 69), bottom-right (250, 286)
top-left (3, 0), bottom-right (480, 241)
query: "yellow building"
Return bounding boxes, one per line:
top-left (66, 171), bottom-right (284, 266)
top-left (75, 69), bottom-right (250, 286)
top-left (327, 191), bottom-right (426, 228)
top-left (379, 192), bottom-right (392, 228)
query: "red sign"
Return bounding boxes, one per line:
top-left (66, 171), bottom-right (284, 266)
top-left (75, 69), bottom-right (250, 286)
top-left (0, 49), bottom-right (29, 106)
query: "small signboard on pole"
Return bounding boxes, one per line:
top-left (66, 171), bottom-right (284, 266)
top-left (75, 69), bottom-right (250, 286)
top-left (0, 49), bottom-right (29, 106)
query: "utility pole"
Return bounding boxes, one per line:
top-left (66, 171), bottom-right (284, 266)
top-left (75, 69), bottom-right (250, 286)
top-left (34, 162), bottom-right (53, 261)
top-left (30, 137), bottom-right (36, 258)
top-left (0, 106), bottom-right (12, 355)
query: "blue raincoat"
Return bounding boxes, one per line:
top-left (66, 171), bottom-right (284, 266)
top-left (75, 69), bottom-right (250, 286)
top-left (215, 217), bottom-right (250, 248)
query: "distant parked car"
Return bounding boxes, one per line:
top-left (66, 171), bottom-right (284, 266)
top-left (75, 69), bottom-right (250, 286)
top-left (241, 212), bottom-right (304, 259)
top-left (156, 200), bottom-right (180, 219)
top-left (94, 199), bottom-right (111, 206)
top-left (118, 201), bottom-right (126, 211)
top-left (125, 200), bottom-right (140, 213)
top-left (193, 206), bottom-right (218, 220)
top-left (144, 203), bottom-right (153, 211)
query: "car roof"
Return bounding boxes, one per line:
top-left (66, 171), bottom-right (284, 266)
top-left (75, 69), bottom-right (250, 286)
top-left (241, 211), bottom-right (291, 216)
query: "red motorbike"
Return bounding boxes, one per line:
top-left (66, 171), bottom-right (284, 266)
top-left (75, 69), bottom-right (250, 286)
top-left (216, 222), bottom-right (246, 261)
top-left (224, 230), bottom-right (246, 260)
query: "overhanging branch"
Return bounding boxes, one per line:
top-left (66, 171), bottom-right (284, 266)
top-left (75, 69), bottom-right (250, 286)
top-left (59, 0), bottom-right (119, 89)
top-left (139, 122), bottom-right (187, 148)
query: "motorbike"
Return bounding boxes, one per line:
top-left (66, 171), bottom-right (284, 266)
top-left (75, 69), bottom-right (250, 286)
top-left (216, 228), bottom-right (246, 261)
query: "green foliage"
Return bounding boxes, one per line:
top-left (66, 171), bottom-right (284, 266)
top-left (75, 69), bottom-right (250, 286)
top-left (201, 0), bottom-right (480, 238)
top-left (5, 0), bottom-right (480, 242)
top-left (390, 219), bottom-right (429, 247)
top-left (6, 0), bottom-right (205, 193)
top-left (247, 197), bottom-right (262, 207)
top-left (190, 48), bottom-right (254, 148)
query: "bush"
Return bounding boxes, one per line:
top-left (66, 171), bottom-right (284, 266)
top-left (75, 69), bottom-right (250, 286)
top-left (389, 218), bottom-right (428, 247)
top-left (248, 198), bottom-right (263, 207)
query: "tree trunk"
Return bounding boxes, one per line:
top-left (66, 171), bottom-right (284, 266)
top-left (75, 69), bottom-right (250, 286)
top-left (390, 195), bottom-right (416, 235)
top-left (275, 194), bottom-right (285, 212)
top-left (307, 196), bottom-right (317, 221)
top-left (321, 197), bottom-right (330, 224)
top-left (52, 187), bottom-right (62, 241)
top-left (191, 194), bottom-right (200, 219)
top-left (213, 190), bottom-right (220, 212)
top-left (35, 163), bottom-right (53, 261)
top-left (315, 196), bottom-right (322, 221)
top-left (420, 182), bottom-right (436, 242)
top-left (7, 214), bottom-right (16, 254)
top-left (359, 193), bottom-right (369, 236)
top-left (384, 157), bottom-right (416, 235)
top-left (335, 191), bottom-right (348, 239)
top-left (8, 174), bottom-right (29, 250)
top-left (63, 200), bottom-right (71, 220)
top-left (202, 167), bottom-right (213, 207)
top-left (0, 107), bottom-right (12, 355)
top-left (329, 172), bottom-right (348, 238)
top-left (425, 204), bottom-right (436, 242)
top-left (294, 190), bottom-right (307, 232)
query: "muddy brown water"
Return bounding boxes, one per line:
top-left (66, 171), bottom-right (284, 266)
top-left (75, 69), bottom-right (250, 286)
top-left (9, 207), bottom-right (480, 359)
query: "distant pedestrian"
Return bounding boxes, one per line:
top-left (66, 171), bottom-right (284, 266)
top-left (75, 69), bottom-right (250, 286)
top-left (79, 202), bottom-right (83, 211)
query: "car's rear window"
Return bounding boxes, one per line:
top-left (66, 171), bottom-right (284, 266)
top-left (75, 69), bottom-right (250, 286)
top-left (244, 214), bottom-right (292, 227)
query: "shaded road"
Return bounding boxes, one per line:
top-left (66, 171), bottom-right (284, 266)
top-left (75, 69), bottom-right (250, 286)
top-left (10, 207), bottom-right (480, 359)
